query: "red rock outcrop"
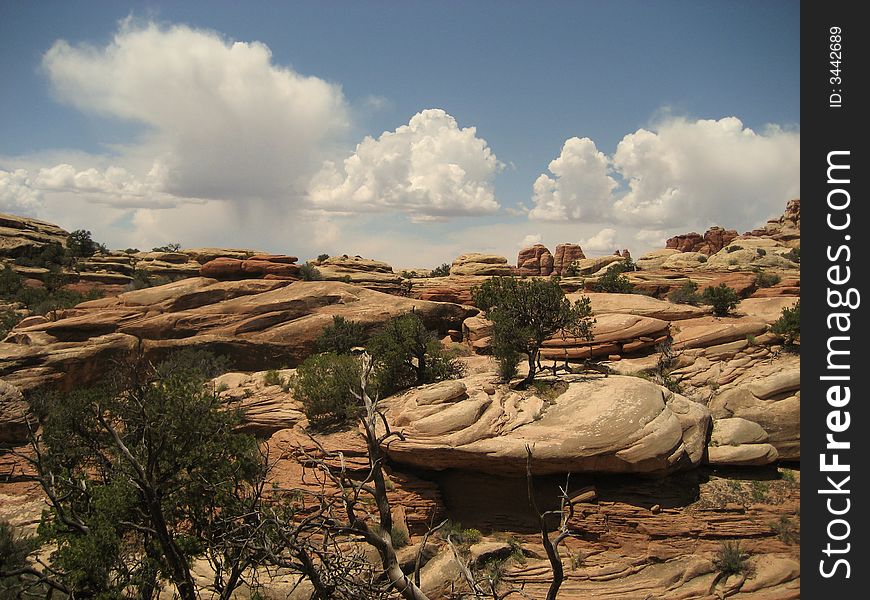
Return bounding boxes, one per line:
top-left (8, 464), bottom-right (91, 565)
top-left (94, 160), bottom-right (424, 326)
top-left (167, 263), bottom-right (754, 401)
top-left (553, 243), bottom-right (586, 275)
top-left (745, 198), bottom-right (801, 247)
top-left (666, 226), bottom-right (738, 255)
top-left (516, 244), bottom-right (554, 276)
top-left (200, 256), bottom-right (300, 280)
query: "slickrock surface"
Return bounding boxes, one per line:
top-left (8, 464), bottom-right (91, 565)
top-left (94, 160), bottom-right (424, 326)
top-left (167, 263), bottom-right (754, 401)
top-left (0, 279), bottom-right (477, 391)
top-left (380, 374), bottom-right (711, 475)
top-left (573, 292), bottom-right (709, 321)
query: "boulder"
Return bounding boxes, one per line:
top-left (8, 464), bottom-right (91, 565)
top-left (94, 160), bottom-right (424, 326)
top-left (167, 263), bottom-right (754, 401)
top-left (200, 256), bottom-right (300, 280)
top-left (661, 251), bottom-right (708, 270)
top-left (573, 255), bottom-right (626, 276)
top-left (706, 417), bottom-right (779, 466)
top-left (380, 374), bottom-right (711, 475)
top-left (553, 243), bottom-right (586, 275)
top-left (636, 249), bottom-right (681, 271)
top-left (450, 253), bottom-right (514, 276)
top-left (708, 367), bottom-right (800, 460)
top-left (540, 313), bottom-right (670, 360)
top-left (517, 244), bottom-right (554, 276)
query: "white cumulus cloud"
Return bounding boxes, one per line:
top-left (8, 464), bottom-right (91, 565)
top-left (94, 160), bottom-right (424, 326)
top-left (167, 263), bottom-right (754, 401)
top-left (518, 233), bottom-right (542, 248)
top-left (42, 20), bottom-right (350, 202)
top-left (0, 170), bottom-right (43, 214)
top-left (580, 227), bottom-right (619, 254)
top-left (308, 109), bottom-right (502, 220)
top-left (529, 137), bottom-right (617, 222)
top-left (529, 117), bottom-right (799, 232)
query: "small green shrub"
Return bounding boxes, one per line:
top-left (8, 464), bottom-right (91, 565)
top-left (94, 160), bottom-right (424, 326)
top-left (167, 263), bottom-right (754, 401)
top-left (67, 230), bottom-right (101, 257)
top-left (263, 369), bottom-right (285, 387)
top-left (430, 263), bottom-right (451, 277)
top-left (698, 255), bottom-right (708, 263)
top-left (771, 300), bottom-right (800, 347)
top-left (594, 264), bottom-right (633, 293)
top-left (726, 245), bottom-right (743, 253)
top-left (771, 515), bottom-right (799, 544)
top-left (564, 263), bottom-right (579, 277)
top-left (390, 522), bottom-right (410, 549)
top-left (440, 521), bottom-right (481, 546)
top-left (714, 541), bottom-right (750, 576)
top-left (495, 345), bottom-right (522, 382)
top-left (317, 315), bottom-right (367, 354)
top-left (367, 312), bottom-right (463, 397)
top-left (785, 247), bottom-right (800, 263)
top-left (317, 253), bottom-right (330, 262)
top-left (703, 283), bottom-right (740, 316)
top-left (151, 243), bottom-right (182, 252)
top-left (299, 263), bottom-right (323, 281)
top-left (291, 353), bottom-right (363, 430)
top-left (750, 480), bottom-right (769, 502)
top-left (756, 248), bottom-right (767, 257)
top-left (668, 281), bottom-right (702, 306)
top-left (754, 271), bottom-right (781, 288)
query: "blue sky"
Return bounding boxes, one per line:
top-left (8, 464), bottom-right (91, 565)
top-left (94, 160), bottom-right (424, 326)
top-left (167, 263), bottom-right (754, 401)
top-left (0, 1), bottom-right (799, 267)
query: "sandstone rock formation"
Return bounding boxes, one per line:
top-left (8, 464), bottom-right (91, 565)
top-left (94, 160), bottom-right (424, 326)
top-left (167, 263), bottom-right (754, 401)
top-left (745, 198), bottom-right (800, 247)
top-left (450, 253), bottom-right (514, 276)
top-left (315, 255), bottom-right (405, 293)
top-left (700, 237), bottom-right (798, 272)
top-left (539, 313), bottom-right (670, 360)
top-left (706, 417), bottom-right (779, 466)
top-left (516, 244), bottom-right (554, 276)
top-left (666, 226), bottom-right (739, 255)
top-left (0, 213), bottom-right (68, 258)
top-left (572, 255), bottom-right (627, 276)
top-left (635, 248), bottom-right (680, 270)
top-left (199, 255), bottom-right (301, 280)
top-left (553, 243), bottom-right (585, 275)
top-left (381, 374), bottom-right (711, 475)
top-left (708, 365), bottom-right (800, 460)
top-left (0, 279), bottom-right (477, 392)
top-left (183, 248), bottom-right (261, 263)
top-left (0, 379), bottom-right (27, 444)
